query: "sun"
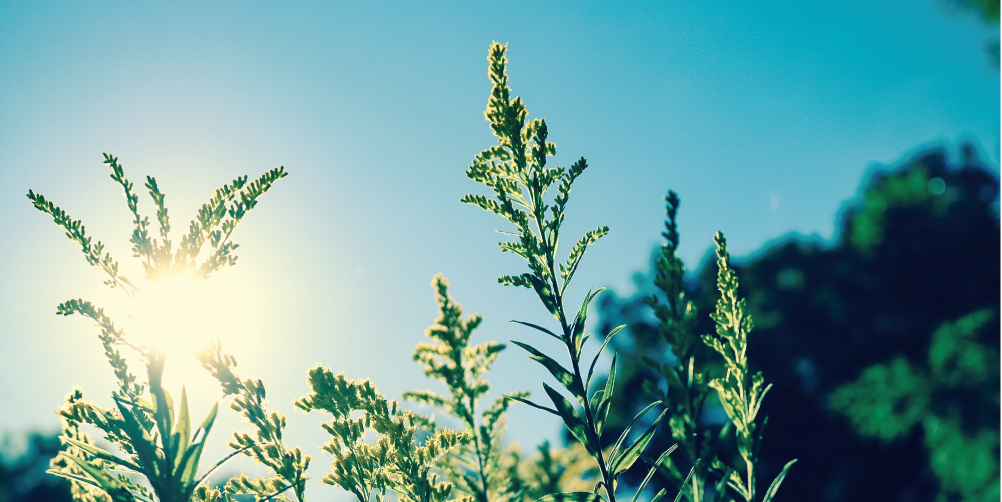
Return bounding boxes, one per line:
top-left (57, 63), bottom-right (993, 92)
top-left (114, 270), bottom-right (265, 394)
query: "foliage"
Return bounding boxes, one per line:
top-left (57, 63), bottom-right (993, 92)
top-left (463, 41), bottom-right (670, 502)
top-left (402, 274), bottom-right (525, 502)
top-left (628, 193), bottom-right (795, 502)
top-left (28, 155), bottom-right (304, 502)
top-left (27, 43), bottom-right (808, 502)
top-left (598, 146), bottom-right (1000, 501)
top-left (701, 234), bottom-right (796, 502)
top-left (635, 192), bottom-right (721, 501)
top-left (831, 309), bottom-right (1000, 502)
top-left (296, 366), bottom-right (470, 502)
top-left (462, 42), bottom-right (792, 502)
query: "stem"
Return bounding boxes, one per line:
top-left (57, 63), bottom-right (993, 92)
top-left (529, 195), bottom-right (616, 502)
top-left (565, 328), bottom-right (616, 502)
top-left (464, 393), bottom-right (490, 502)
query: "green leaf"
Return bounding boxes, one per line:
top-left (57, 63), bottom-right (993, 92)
top-left (66, 454), bottom-right (136, 502)
top-left (180, 402), bottom-right (218, 487)
top-left (762, 459), bottom-right (797, 502)
top-left (542, 383), bottom-right (595, 454)
top-left (173, 387), bottom-right (191, 469)
top-left (587, 324), bottom-right (625, 389)
top-left (526, 274), bottom-right (559, 316)
top-left (604, 352), bottom-right (618, 406)
top-left (113, 398), bottom-right (162, 481)
top-left (632, 444), bottom-right (677, 502)
top-left (650, 489), bottom-right (667, 502)
top-left (510, 320), bottom-right (563, 341)
top-left (512, 340), bottom-right (584, 399)
top-left (672, 463), bottom-right (698, 502)
top-left (570, 289), bottom-right (604, 345)
top-left (610, 405), bottom-right (665, 475)
top-left (61, 438), bottom-right (142, 472)
top-left (146, 354), bottom-right (174, 453)
top-left (504, 393), bottom-right (560, 417)
top-left (535, 492), bottom-right (606, 502)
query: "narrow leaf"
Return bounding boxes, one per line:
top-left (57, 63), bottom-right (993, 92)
top-left (535, 492), bottom-right (605, 502)
top-left (510, 320), bottom-right (563, 341)
top-left (174, 387), bottom-right (191, 468)
top-left (512, 340), bottom-right (583, 398)
top-left (503, 393), bottom-right (560, 417)
top-left (587, 324), bottom-right (625, 389)
top-left (609, 403), bottom-right (661, 471)
top-left (632, 444), bottom-right (677, 502)
top-left (762, 459), bottom-right (797, 502)
top-left (542, 383), bottom-right (595, 454)
top-left (603, 352), bottom-right (618, 406)
top-left (62, 437), bottom-right (142, 472)
top-left (66, 455), bottom-right (135, 502)
top-left (672, 461), bottom-right (700, 502)
top-left (613, 410), bottom-right (668, 475)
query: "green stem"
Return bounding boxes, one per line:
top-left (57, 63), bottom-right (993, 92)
top-left (529, 195), bottom-right (616, 502)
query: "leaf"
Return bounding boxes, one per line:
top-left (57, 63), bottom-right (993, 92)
top-left (650, 489), bottom-right (667, 502)
top-left (503, 393), bottom-right (560, 417)
top-left (526, 274), bottom-right (559, 316)
top-left (762, 459), bottom-right (797, 502)
top-left (181, 402), bottom-right (219, 487)
top-left (604, 353), bottom-right (618, 406)
top-left (173, 387), bottom-right (191, 469)
top-left (512, 340), bottom-right (583, 399)
top-left (66, 454), bottom-right (136, 502)
top-left (535, 492), bottom-right (606, 502)
top-left (510, 320), bottom-right (563, 341)
top-left (62, 438), bottom-right (142, 472)
top-left (671, 463), bottom-right (698, 502)
top-left (113, 398), bottom-right (162, 481)
top-left (632, 444), bottom-right (677, 502)
top-left (587, 324), bottom-right (625, 389)
top-left (542, 383), bottom-right (595, 454)
top-left (610, 406), bottom-right (666, 475)
top-left (570, 288), bottom-right (604, 352)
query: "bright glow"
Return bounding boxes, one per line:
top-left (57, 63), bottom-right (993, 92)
top-left (112, 271), bottom-right (265, 395)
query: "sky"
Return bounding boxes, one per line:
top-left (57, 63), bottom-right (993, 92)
top-left (0, 0), bottom-right (998, 494)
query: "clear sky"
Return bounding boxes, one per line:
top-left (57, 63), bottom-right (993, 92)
top-left (0, 0), bottom-right (998, 492)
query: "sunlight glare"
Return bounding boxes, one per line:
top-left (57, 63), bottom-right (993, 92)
top-left (115, 271), bottom-right (265, 397)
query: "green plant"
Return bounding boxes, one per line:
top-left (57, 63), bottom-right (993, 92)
top-left (462, 44), bottom-right (796, 502)
top-left (402, 274), bottom-right (526, 502)
top-left (700, 234), bottom-right (796, 502)
top-left (637, 192), bottom-right (722, 502)
top-left (31, 43), bottom-right (804, 502)
top-left (30, 154), bottom-right (308, 502)
top-left (462, 42), bottom-right (679, 502)
top-left (296, 365), bottom-right (470, 502)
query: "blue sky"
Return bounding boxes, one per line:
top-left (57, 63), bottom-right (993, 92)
top-left (0, 0), bottom-right (997, 490)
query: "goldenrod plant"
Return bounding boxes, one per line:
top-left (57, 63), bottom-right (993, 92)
top-left (29, 155), bottom-right (307, 502)
top-left (638, 192), bottom-right (724, 501)
top-left (636, 193), bottom-right (797, 502)
top-left (462, 42), bottom-right (676, 502)
top-left (296, 366), bottom-right (470, 502)
top-left (700, 235), bottom-right (796, 502)
top-left (403, 274), bottom-right (527, 502)
top-left (462, 43), bottom-right (796, 502)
